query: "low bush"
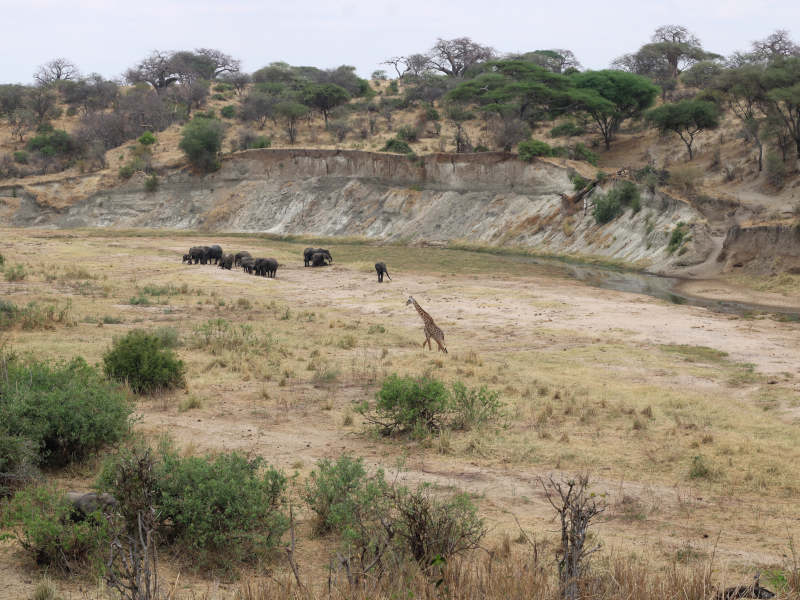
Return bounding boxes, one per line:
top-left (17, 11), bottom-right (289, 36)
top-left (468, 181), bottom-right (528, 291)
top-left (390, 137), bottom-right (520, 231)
top-left (103, 329), bottom-right (186, 394)
top-left (220, 105), bottom-right (236, 119)
top-left (396, 125), bottom-right (418, 142)
top-left (0, 356), bottom-right (132, 466)
top-left (137, 131), bottom-right (156, 146)
top-left (592, 181), bottom-right (642, 224)
top-left (0, 300), bottom-right (73, 331)
top-left (13, 150), bottom-right (28, 164)
top-left (572, 142), bottom-right (598, 166)
top-left (517, 139), bottom-right (552, 161)
top-left (765, 152), bottom-right (786, 188)
top-left (550, 122), bottom-right (585, 138)
top-left (569, 172), bottom-right (589, 191)
top-left (667, 222), bottom-right (691, 254)
top-left (179, 116), bottom-right (225, 173)
top-left (303, 455), bottom-right (388, 536)
top-left (118, 164), bottom-right (135, 179)
top-left (360, 375), bottom-right (503, 437)
top-left (381, 138), bottom-right (413, 154)
top-left (26, 129), bottom-right (75, 158)
top-left (3, 486), bottom-right (110, 574)
top-left (0, 433), bottom-right (38, 497)
top-left (394, 485), bottom-right (485, 564)
top-left (144, 174), bottom-right (158, 192)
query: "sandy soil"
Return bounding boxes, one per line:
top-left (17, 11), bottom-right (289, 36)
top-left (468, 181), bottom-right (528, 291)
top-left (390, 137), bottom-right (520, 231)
top-left (1, 232), bottom-right (799, 598)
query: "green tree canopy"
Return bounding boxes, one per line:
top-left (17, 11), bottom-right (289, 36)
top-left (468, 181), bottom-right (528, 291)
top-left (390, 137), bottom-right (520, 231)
top-left (275, 101), bottom-right (310, 144)
top-left (646, 99), bottom-right (720, 160)
top-left (570, 70), bottom-right (660, 149)
top-left (178, 116), bottom-right (225, 172)
top-left (760, 57), bottom-right (800, 158)
top-left (302, 83), bottom-right (350, 127)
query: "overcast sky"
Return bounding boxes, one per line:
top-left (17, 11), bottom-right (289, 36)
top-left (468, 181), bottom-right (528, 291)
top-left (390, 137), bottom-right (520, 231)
top-left (3, 0), bottom-right (800, 84)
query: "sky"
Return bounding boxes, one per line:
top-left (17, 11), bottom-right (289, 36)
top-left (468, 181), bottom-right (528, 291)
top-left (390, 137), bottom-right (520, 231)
top-left (2, 0), bottom-right (800, 84)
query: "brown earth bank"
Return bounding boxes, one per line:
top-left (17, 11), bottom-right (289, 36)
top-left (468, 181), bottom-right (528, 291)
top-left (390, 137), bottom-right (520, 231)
top-left (0, 230), bottom-right (799, 598)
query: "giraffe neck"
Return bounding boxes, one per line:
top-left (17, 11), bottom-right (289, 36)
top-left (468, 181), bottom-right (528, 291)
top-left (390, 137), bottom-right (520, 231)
top-left (413, 300), bottom-right (432, 323)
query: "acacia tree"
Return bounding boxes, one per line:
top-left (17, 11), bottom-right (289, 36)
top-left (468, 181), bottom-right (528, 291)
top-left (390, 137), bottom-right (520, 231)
top-left (25, 87), bottom-right (60, 124)
top-left (714, 65), bottom-right (766, 170)
top-left (751, 30), bottom-right (800, 63)
top-left (275, 101), bottom-right (310, 144)
top-left (302, 83), bottom-right (350, 127)
top-left (571, 70), bottom-right (660, 149)
top-left (34, 58), bottom-right (79, 86)
top-left (646, 99), bottom-right (720, 160)
top-left (179, 116), bottom-right (225, 172)
top-left (428, 37), bottom-right (495, 77)
top-left (758, 57), bottom-right (800, 158)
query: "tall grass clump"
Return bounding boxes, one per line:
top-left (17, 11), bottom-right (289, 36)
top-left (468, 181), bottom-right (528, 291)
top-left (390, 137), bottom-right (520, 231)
top-left (103, 329), bottom-right (185, 394)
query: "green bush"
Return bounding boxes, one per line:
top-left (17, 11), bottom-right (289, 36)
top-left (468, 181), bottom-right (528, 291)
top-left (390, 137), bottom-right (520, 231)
top-left (550, 122), bottom-right (585, 138)
top-left (570, 172), bottom-right (589, 191)
top-left (362, 374), bottom-right (450, 436)
top-left (179, 116), bottom-right (226, 172)
top-left (102, 329), bottom-right (186, 394)
top-left (381, 137), bottom-right (413, 154)
top-left (302, 455), bottom-right (388, 536)
top-left (245, 135), bottom-right (271, 149)
top-left (0, 300), bottom-right (73, 331)
top-left (137, 131), bottom-right (156, 146)
top-left (592, 192), bottom-right (622, 224)
top-left (3, 486), bottom-right (110, 574)
top-left (667, 222), bottom-right (691, 254)
top-left (220, 105), bottom-right (236, 119)
top-left (157, 448), bottom-right (288, 566)
top-left (144, 174), bottom-right (158, 192)
top-left (424, 107), bottom-right (440, 121)
top-left (592, 181), bottom-right (642, 224)
top-left (0, 433), bottom-right (38, 497)
top-left (0, 356), bottom-right (132, 466)
top-left (474, 144), bottom-right (490, 152)
top-left (26, 129), bottom-right (75, 157)
top-left (572, 142), bottom-right (598, 166)
top-left (396, 125), bottom-right (418, 142)
top-left (214, 82), bottom-right (233, 92)
top-left (449, 382), bottom-right (503, 431)
top-left (517, 139), bottom-right (552, 161)
top-left (4, 263), bottom-right (26, 281)
top-left (765, 152), bottom-right (786, 188)
top-left (13, 150), bottom-right (28, 164)
top-left (118, 164), bottom-right (135, 179)
top-left (0, 253), bottom-right (4, 266)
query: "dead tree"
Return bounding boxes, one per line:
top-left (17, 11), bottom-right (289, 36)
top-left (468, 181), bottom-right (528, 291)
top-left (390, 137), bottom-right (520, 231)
top-left (539, 474), bottom-right (605, 600)
top-left (106, 509), bottom-right (161, 600)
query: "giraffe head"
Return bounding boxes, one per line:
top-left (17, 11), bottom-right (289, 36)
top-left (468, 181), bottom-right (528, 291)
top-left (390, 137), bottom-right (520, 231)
top-left (406, 296), bottom-right (415, 306)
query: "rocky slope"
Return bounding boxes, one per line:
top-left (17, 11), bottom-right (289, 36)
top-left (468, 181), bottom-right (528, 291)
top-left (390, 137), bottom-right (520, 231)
top-left (0, 149), bottom-right (714, 274)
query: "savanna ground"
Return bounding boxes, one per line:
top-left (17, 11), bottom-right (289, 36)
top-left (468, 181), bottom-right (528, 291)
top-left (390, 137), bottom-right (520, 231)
top-left (1, 228), bottom-right (799, 598)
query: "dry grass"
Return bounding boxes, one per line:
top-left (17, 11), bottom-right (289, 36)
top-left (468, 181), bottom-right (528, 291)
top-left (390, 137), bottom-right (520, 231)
top-left (0, 228), bottom-right (799, 596)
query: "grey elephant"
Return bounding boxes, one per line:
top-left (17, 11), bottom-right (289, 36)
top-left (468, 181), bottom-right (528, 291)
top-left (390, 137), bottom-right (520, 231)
top-left (311, 252), bottom-right (332, 267)
top-left (219, 254), bottom-right (234, 269)
top-left (65, 492), bottom-right (117, 521)
top-left (240, 256), bottom-right (255, 274)
top-left (375, 262), bottom-right (391, 282)
top-left (234, 251), bottom-right (251, 267)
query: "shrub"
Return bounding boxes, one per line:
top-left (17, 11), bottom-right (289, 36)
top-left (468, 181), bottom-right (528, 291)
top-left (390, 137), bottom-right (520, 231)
top-left (143, 174), bottom-right (158, 192)
top-left (668, 165), bottom-right (702, 195)
top-left (103, 329), bottom-right (186, 394)
top-left (4, 263), bottom-right (26, 281)
top-left (361, 374), bottom-right (450, 436)
top-left (0, 300), bottom-right (73, 331)
top-left (118, 164), bottom-right (135, 179)
top-left (245, 134), bottom-right (271, 149)
top-left (0, 433), bottom-right (38, 497)
top-left (613, 180), bottom-right (641, 213)
top-left (302, 455), bottom-right (388, 536)
top-left (570, 173), bottom-right (589, 191)
top-left (26, 129), bottom-right (75, 157)
top-left (592, 192), bottom-right (622, 224)
top-left (0, 252), bottom-right (4, 266)
top-left (474, 144), bottom-right (490, 152)
top-left (572, 142), bottom-right (598, 166)
top-left (13, 150), bottom-right (28, 164)
top-left (394, 485), bottom-right (485, 564)
top-left (220, 105), bottom-right (236, 119)
top-left (137, 131), bottom-right (156, 146)
top-left (765, 152), bottom-right (786, 188)
top-left (517, 139), bottom-right (552, 161)
top-left (667, 222), bottom-right (691, 254)
top-left (0, 356), bottom-right (132, 466)
top-left (396, 125), bottom-right (418, 142)
top-left (450, 382), bottom-right (503, 430)
top-left (3, 486), bottom-right (110, 574)
top-left (550, 122), bottom-right (585, 138)
top-left (381, 137), bottom-right (413, 154)
top-left (157, 448), bottom-right (288, 566)
top-left (179, 116), bottom-right (225, 172)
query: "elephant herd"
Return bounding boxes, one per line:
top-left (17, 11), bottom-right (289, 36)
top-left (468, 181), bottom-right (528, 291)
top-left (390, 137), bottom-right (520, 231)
top-left (182, 244), bottom-right (391, 283)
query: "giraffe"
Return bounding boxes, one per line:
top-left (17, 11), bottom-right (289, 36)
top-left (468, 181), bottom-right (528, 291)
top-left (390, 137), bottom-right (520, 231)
top-left (406, 296), bottom-right (448, 353)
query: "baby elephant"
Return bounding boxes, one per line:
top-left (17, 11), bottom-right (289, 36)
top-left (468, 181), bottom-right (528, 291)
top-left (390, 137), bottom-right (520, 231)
top-left (65, 492), bottom-right (117, 521)
top-left (375, 262), bottom-right (391, 283)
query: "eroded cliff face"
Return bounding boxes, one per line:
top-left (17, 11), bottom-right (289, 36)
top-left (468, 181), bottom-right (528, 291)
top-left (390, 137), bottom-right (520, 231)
top-left (719, 223), bottom-right (800, 274)
top-left (1, 149), bottom-right (712, 274)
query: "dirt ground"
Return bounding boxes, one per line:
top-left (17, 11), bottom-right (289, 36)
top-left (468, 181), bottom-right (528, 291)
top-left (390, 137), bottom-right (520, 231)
top-left (1, 229), bottom-right (799, 599)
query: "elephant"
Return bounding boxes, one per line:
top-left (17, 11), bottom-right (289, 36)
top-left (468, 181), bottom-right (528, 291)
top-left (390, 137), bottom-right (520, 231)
top-left (254, 258), bottom-right (269, 277)
top-left (304, 247), bottom-right (332, 266)
top-left (65, 492), bottom-right (117, 521)
top-left (219, 254), bottom-right (234, 270)
top-left (375, 262), bottom-right (391, 283)
top-left (311, 252), bottom-right (332, 267)
top-left (240, 256), bottom-right (255, 274)
top-left (182, 253), bottom-right (191, 263)
top-left (263, 258), bottom-right (278, 278)
top-left (207, 245), bottom-right (223, 265)
top-left (188, 246), bottom-right (206, 264)
top-left (234, 251), bottom-right (251, 267)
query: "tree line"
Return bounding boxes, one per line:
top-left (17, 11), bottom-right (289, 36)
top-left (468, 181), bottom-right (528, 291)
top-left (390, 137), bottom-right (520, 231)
top-left (1, 28), bottom-right (799, 179)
